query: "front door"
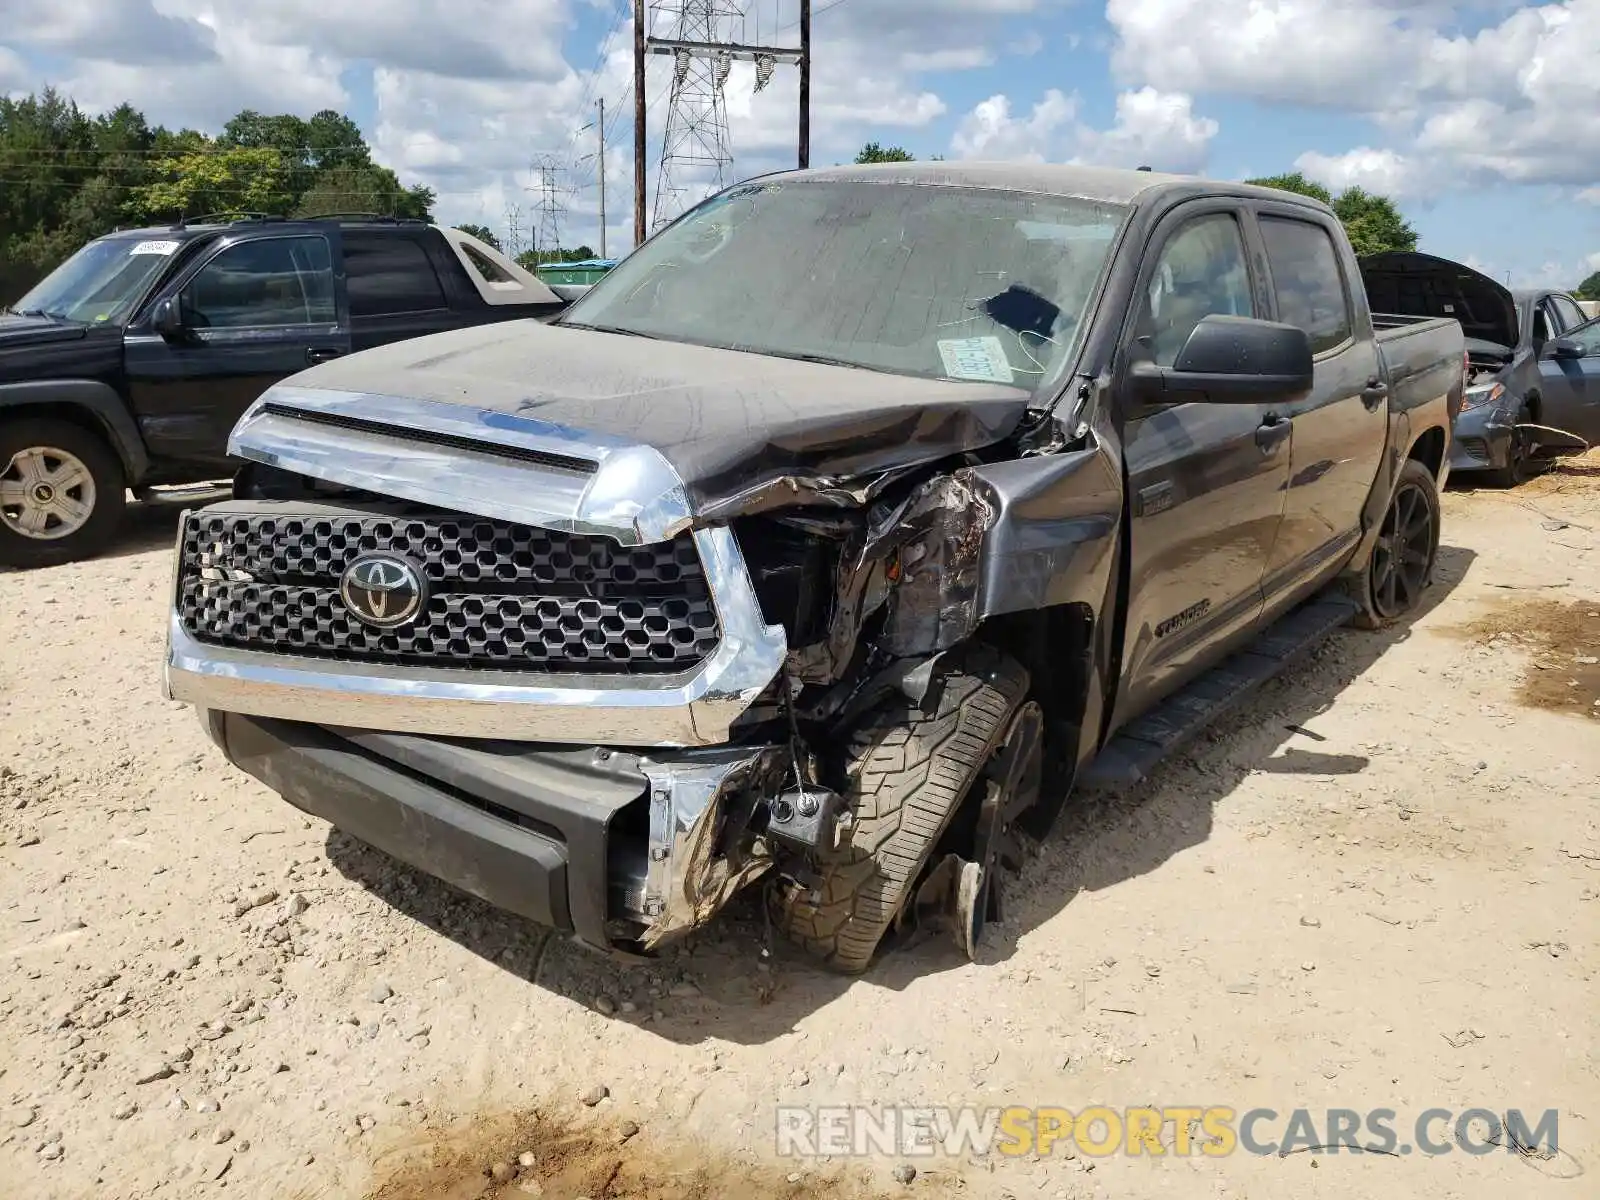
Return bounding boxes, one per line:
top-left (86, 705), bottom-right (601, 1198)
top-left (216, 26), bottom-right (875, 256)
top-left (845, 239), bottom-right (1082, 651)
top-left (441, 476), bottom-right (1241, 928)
top-left (124, 226), bottom-right (349, 468)
top-left (1538, 317), bottom-right (1600, 444)
top-left (1253, 207), bottom-right (1386, 607)
top-left (1111, 202), bottom-right (1292, 728)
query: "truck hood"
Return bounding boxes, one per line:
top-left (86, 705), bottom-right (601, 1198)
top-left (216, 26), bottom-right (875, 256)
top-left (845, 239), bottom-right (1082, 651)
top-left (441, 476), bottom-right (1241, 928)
top-left (278, 318), bottom-right (1031, 519)
top-left (0, 313), bottom-right (89, 352)
top-left (1359, 251), bottom-right (1519, 353)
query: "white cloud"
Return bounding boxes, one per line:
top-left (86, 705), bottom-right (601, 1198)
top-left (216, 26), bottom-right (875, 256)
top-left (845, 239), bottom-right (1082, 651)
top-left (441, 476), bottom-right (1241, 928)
top-left (951, 89), bottom-right (1078, 161)
top-left (1079, 87), bottom-right (1217, 173)
top-left (1106, 0), bottom-right (1600, 191)
top-left (1294, 147), bottom-right (1422, 200)
top-left (949, 86), bottom-right (1218, 173)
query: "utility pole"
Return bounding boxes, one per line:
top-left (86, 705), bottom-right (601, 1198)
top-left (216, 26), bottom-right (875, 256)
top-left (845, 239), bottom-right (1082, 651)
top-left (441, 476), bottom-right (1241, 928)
top-left (597, 98), bottom-right (607, 260)
top-left (644, 2), bottom-right (805, 231)
top-left (798, 0), bottom-right (810, 170)
top-left (633, 0), bottom-right (648, 248)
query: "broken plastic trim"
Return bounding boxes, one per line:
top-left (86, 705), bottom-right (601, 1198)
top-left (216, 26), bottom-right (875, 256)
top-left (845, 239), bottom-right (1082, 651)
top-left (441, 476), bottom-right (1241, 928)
top-left (1517, 423), bottom-right (1590, 462)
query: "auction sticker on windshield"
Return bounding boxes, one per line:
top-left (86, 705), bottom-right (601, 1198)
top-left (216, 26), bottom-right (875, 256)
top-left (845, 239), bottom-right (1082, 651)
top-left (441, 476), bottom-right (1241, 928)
top-left (939, 336), bottom-right (1015, 384)
top-left (129, 240), bottom-right (181, 256)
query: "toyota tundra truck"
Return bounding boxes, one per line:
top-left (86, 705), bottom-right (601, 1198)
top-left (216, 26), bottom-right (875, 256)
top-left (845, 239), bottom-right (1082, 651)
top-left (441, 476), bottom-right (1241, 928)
top-left (162, 163), bottom-right (1465, 974)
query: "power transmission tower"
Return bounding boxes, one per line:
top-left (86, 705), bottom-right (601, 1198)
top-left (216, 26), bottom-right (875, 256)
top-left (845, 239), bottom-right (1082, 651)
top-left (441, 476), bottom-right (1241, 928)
top-left (503, 205), bottom-right (528, 261)
top-left (529, 156), bottom-right (566, 260)
top-left (637, 1), bottom-right (805, 237)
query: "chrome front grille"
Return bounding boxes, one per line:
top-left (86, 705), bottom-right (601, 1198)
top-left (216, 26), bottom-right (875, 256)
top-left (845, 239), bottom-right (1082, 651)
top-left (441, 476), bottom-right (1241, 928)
top-left (175, 506), bottom-right (721, 675)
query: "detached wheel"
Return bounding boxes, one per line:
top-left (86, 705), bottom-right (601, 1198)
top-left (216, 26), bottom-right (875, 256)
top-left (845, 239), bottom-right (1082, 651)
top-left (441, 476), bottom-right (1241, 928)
top-left (0, 419), bottom-right (126, 569)
top-left (770, 645), bottom-right (1031, 975)
top-left (1352, 458), bottom-right (1440, 629)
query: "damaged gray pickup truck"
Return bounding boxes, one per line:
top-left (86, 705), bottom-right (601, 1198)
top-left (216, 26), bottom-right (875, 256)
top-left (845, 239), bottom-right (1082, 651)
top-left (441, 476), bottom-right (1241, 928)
top-left (163, 164), bottom-right (1466, 973)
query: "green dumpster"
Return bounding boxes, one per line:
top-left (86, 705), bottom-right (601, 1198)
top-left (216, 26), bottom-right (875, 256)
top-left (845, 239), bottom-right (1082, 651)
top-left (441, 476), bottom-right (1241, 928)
top-left (534, 259), bottom-right (617, 287)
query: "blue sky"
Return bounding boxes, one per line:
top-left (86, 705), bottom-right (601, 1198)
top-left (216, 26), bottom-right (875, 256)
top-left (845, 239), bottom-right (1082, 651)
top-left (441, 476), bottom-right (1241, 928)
top-left (4, 0), bottom-right (1597, 287)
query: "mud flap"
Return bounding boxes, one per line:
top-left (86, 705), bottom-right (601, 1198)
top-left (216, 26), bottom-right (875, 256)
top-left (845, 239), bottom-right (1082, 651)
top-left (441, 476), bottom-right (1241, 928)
top-left (1517, 423), bottom-right (1590, 463)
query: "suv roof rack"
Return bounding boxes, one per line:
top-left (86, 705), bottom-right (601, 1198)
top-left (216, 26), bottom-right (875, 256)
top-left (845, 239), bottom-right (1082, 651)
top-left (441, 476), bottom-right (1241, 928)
top-left (170, 212), bottom-right (287, 228)
top-left (298, 212), bottom-right (430, 225)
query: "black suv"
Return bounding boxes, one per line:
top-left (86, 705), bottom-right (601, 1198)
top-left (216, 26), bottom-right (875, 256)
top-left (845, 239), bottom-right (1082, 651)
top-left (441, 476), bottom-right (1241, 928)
top-left (0, 216), bottom-right (567, 567)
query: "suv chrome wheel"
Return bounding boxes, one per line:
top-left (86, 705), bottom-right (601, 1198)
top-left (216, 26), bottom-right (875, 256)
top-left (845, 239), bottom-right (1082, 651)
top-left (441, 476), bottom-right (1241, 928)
top-left (1, 446), bottom-right (99, 540)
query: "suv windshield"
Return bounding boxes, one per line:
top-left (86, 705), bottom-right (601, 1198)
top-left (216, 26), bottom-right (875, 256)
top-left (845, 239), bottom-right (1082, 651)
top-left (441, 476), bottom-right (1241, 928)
top-left (11, 235), bottom-right (180, 325)
top-left (562, 180), bottom-right (1128, 392)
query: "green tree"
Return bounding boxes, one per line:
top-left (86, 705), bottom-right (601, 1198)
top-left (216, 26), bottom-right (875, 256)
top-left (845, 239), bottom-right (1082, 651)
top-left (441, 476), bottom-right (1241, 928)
top-left (1246, 172), bottom-right (1419, 255)
top-left (515, 245), bottom-right (598, 269)
top-left (1575, 271), bottom-right (1600, 301)
top-left (453, 223), bottom-right (501, 249)
top-left (0, 90), bottom-right (434, 299)
top-left (855, 142), bottom-right (915, 164)
top-left (136, 145), bottom-right (292, 220)
top-left (294, 165), bottom-right (434, 220)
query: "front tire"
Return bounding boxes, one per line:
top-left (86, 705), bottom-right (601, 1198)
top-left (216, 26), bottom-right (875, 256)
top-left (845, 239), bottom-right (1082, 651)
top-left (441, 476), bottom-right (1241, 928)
top-left (1351, 457), bottom-right (1441, 630)
top-left (0, 419), bottom-right (127, 569)
top-left (770, 645), bottom-right (1031, 975)
top-left (1486, 403), bottom-right (1535, 488)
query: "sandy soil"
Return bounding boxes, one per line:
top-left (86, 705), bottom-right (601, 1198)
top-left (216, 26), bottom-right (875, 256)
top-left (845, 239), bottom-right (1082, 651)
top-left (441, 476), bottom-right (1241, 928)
top-left (2, 456), bottom-right (1597, 1200)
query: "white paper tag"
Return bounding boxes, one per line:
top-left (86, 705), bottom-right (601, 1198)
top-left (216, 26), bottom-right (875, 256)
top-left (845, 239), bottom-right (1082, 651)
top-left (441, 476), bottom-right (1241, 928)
top-left (938, 336), bottom-right (1015, 383)
top-left (129, 240), bottom-right (180, 256)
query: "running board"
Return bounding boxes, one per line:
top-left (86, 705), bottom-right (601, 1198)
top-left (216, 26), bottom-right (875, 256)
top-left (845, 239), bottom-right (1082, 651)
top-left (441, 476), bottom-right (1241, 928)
top-left (1079, 594), bottom-right (1360, 790)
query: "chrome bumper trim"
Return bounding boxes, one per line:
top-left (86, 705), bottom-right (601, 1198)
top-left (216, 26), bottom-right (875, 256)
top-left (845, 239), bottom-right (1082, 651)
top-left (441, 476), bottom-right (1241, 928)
top-left (228, 387), bottom-right (696, 545)
top-left (636, 746), bottom-right (785, 946)
top-left (163, 526), bottom-right (788, 749)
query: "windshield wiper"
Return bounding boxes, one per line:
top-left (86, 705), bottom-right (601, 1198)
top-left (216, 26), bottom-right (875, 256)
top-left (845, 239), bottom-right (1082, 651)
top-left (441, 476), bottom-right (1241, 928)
top-left (558, 320), bottom-right (663, 340)
top-left (735, 348), bottom-right (866, 370)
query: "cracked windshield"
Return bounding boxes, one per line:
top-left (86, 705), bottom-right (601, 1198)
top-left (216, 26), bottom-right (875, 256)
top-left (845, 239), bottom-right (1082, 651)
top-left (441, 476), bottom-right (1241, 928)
top-left (563, 179), bottom-right (1127, 391)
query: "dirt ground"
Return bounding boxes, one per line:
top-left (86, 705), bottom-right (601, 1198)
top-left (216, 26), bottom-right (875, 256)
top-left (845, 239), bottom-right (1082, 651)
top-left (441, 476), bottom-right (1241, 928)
top-left (3, 455), bottom-right (1598, 1200)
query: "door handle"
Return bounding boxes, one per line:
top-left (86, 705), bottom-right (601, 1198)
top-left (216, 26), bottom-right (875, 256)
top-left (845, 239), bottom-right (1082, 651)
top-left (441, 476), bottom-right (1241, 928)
top-left (1361, 376), bottom-right (1388, 408)
top-left (306, 347), bottom-right (342, 365)
top-left (1255, 413), bottom-right (1291, 454)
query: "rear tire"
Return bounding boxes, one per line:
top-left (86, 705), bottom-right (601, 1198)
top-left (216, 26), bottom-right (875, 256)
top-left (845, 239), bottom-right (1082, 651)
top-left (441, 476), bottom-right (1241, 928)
top-left (1350, 458), bottom-right (1440, 630)
top-left (769, 645), bottom-right (1031, 975)
top-left (0, 418), bottom-right (127, 569)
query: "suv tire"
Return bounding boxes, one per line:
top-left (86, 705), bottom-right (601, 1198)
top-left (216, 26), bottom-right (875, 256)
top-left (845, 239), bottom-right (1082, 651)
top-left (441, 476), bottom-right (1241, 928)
top-left (0, 418), bottom-right (127, 569)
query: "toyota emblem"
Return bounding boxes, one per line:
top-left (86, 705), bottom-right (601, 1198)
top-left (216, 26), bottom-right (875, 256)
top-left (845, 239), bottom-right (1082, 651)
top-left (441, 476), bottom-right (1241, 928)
top-left (339, 554), bottom-right (426, 628)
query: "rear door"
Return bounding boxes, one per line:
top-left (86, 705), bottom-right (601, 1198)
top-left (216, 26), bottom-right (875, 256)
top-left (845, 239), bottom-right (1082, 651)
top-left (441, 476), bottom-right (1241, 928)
top-left (1537, 313), bottom-right (1600, 443)
top-left (124, 224), bottom-right (348, 466)
top-left (1110, 200), bottom-right (1292, 727)
top-left (341, 229), bottom-right (459, 353)
top-left (1252, 206), bottom-right (1387, 606)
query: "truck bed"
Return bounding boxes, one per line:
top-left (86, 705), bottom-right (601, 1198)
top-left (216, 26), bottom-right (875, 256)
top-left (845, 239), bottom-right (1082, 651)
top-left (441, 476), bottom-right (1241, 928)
top-left (1374, 316), bottom-right (1465, 419)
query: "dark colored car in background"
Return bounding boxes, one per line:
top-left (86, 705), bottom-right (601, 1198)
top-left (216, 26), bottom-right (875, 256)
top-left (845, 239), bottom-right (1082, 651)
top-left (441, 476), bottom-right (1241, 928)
top-left (1361, 250), bottom-right (1592, 485)
top-left (0, 217), bottom-right (567, 567)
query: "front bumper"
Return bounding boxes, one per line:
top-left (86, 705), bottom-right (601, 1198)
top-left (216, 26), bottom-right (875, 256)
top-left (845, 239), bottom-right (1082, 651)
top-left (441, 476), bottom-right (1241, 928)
top-left (201, 710), bottom-right (784, 951)
top-left (1448, 403), bottom-right (1516, 473)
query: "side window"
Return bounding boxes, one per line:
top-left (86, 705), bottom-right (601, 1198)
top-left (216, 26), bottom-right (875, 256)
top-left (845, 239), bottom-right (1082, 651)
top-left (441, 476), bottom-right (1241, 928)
top-left (1136, 213), bottom-right (1255, 367)
top-left (1531, 304), bottom-right (1552, 348)
top-left (1552, 295), bottom-right (1586, 331)
top-left (1572, 319), bottom-right (1600, 357)
top-left (180, 237), bottom-right (335, 330)
top-left (1259, 216), bottom-right (1352, 355)
top-left (460, 242), bottom-right (515, 284)
top-left (343, 234), bottom-right (447, 317)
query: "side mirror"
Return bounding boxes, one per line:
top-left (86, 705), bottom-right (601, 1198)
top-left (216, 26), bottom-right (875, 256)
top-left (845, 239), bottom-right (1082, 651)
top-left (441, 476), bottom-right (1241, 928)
top-left (151, 297), bottom-right (184, 338)
top-left (1548, 337), bottom-right (1585, 361)
top-left (1131, 314), bottom-right (1314, 402)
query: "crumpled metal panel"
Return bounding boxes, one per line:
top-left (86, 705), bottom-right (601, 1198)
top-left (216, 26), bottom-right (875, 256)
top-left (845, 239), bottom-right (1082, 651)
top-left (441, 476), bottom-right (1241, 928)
top-left (273, 319), bottom-right (1030, 523)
